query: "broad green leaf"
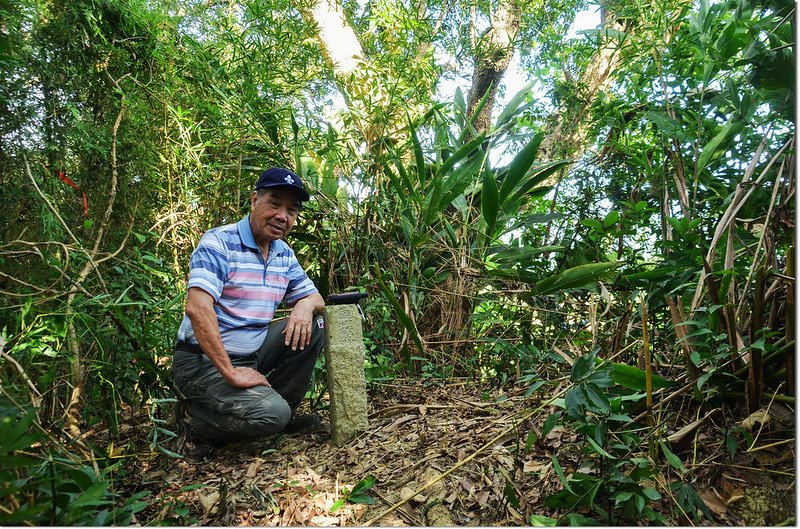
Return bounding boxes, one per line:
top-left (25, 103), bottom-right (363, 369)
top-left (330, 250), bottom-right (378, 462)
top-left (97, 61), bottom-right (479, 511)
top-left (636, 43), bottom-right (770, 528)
top-left (565, 387), bottom-right (587, 418)
top-left (507, 160), bottom-right (569, 206)
top-left (571, 354), bottom-right (594, 381)
top-left (351, 475), bottom-right (376, 495)
top-left (494, 84), bottom-right (532, 129)
top-left (481, 168), bottom-right (499, 235)
top-left (490, 245), bottom-right (565, 264)
top-left (531, 262), bottom-right (620, 296)
top-left (611, 363), bottom-right (675, 390)
top-left (504, 482), bottom-right (520, 509)
top-left (443, 220), bottom-right (458, 246)
top-left (409, 122), bottom-right (426, 187)
top-left (581, 219), bottom-right (603, 231)
top-left (423, 177), bottom-right (444, 225)
top-left (525, 430), bottom-right (538, 452)
top-left (0, 412), bottom-right (37, 453)
top-left (373, 264), bottom-right (425, 356)
top-left (383, 165), bottom-right (410, 207)
top-left (437, 152), bottom-right (486, 213)
top-left (529, 514), bottom-right (558, 526)
top-left (541, 411), bottom-right (562, 438)
top-left (465, 84), bottom-right (493, 133)
top-left (524, 380), bottom-right (546, 396)
top-left (453, 87), bottom-right (467, 128)
top-left (71, 481), bottom-right (112, 508)
top-left (551, 455), bottom-right (574, 494)
top-left (583, 384), bottom-right (612, 414)
top-left (349, 493), bottom-right (375, 505)
top-left (660, 441), bottom-right (686, 473)
top-left (696, 120), bottom-right (745, 175)
top-left (696, 371), bottom-right (714, 390)
top-left (499, 131), bottom-right (543, 206)
top-left (437, 134), bottom-right (485, 179)
top-left (602, 210), bottom-right (619, 228)
top-left (586, 436), bottom-right (615, 459)
top-left (643, 111), bottom-right (687, 138)
top-left (614, 491), bottom-right (635, 504)
top-left (643, 487), bottom-right (662, 501)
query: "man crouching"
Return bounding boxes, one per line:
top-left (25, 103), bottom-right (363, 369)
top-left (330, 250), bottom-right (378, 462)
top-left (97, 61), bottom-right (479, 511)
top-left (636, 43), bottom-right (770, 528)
top-left (172, 167), bottom-right (325, 460)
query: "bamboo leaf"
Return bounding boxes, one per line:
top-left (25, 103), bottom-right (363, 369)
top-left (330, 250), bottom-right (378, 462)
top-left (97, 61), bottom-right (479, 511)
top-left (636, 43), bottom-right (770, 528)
top-left (586, 436), bottom-right (615, 459)
top-left (423, 176), bottom-right (445, 225)
top-left (438, 152), bottom-right (486, 210)
top-left (453, 87), bottom-right (467, 129)
top-left (466, 84), bottom-right (493, 130)
top-left (490, 245), bottom-right (566, 264)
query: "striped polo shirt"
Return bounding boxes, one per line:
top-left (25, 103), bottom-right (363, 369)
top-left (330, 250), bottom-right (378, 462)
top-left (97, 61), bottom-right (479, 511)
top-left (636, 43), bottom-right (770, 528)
top-left (176, 215), bottom-right (318, 356)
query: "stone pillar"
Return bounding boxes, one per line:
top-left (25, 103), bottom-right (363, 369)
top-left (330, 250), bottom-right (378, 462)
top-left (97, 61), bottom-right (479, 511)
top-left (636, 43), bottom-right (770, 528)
top-left (323, 304), bottom-right (368, 445)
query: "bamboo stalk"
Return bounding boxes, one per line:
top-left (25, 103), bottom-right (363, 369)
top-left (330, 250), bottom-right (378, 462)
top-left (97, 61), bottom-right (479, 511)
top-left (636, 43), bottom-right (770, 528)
top-left (786, 241), bottom-right (795, 395)
top-left (691, 135), bottom-right (793, 313)
top-left (747, 265), bottom-right (766, 413)
top-left (723, 391), bottom-right (795, 404)
top-left (666, 295), bottom-right (699, 380)
top-left (641, 294), bottom-right (653, 427)
top-left (746, 437), bottom-right (795, 453)
top-left (732, 337), bottom-right (792, 378)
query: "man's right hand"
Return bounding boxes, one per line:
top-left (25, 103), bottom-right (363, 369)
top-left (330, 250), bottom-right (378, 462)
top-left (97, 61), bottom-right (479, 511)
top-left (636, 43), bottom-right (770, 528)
top-left (224, 366), bottom-right (271, 388)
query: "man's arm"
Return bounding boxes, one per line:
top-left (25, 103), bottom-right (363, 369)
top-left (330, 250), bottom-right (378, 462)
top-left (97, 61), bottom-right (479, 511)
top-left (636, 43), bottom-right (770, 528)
top-left (185, 287), bottom-right (270, 388)
top-left (283, 292), bottom-right (325, 351)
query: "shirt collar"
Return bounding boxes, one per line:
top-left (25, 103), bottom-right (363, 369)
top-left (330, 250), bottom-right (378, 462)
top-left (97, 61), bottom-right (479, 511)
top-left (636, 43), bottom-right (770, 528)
top-left (238, 216), bottom-right (258, 250)
top-left (238, 215), bottom-right (286, 260)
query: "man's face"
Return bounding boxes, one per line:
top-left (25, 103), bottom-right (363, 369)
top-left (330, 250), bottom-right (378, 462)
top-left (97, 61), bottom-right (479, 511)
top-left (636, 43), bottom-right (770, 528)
top-left (249, 188), bottom-right (301, 245)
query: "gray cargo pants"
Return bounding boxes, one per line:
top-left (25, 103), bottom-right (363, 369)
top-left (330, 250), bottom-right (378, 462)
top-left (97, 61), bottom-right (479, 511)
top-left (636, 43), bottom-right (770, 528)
top-left (172, 314), bottom-right (325, 446)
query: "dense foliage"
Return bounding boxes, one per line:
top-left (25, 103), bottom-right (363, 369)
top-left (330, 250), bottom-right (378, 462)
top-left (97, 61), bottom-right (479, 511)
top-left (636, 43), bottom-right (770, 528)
top-left (0, 0), bottom-right (793, 524)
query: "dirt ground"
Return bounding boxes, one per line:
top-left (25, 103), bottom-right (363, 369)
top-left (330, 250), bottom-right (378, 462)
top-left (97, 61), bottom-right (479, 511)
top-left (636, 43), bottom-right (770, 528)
top-left (121, 379), bottom-right (795, 526)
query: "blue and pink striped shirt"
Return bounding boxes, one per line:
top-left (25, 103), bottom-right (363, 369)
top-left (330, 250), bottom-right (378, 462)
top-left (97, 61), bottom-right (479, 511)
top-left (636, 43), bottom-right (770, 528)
top-left (176, 216), bottom-right (318, 356)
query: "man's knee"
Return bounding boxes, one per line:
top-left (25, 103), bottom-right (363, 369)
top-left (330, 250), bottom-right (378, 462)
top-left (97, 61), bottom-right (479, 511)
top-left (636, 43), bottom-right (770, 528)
top-left (245, 394), bottom-right (291, 436)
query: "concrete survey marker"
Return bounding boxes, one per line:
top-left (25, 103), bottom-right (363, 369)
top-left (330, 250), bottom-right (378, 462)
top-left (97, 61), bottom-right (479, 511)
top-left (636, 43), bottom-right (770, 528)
top-left (323, 303), bottom-right (368, 445)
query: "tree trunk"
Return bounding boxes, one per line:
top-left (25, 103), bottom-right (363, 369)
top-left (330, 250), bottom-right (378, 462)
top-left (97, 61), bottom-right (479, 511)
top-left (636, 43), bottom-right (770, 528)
top-left (305, 0), bottom-right (365, 80)
top-left (538, 14), bottom-right (628, 163)
top-left (465, 0), bottom-right (521, 135)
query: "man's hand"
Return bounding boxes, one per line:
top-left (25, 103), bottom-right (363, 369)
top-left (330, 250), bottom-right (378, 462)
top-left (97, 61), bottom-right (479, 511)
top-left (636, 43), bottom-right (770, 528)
top-left (186, 287), bottom-right (271, 389)
top-left (283, 293), bottom-right (324, 350)
top-left (224, 366), bottom-right (271, 388)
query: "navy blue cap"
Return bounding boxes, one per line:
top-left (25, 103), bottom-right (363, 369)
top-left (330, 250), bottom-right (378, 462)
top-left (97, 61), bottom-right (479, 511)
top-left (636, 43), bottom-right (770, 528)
top-left (255, 167), bottom-right (310, 202)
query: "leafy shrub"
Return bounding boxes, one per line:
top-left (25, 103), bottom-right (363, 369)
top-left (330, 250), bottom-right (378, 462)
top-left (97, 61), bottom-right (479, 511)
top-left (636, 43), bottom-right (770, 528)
top-left (0, 405), bottom-right (149, 525)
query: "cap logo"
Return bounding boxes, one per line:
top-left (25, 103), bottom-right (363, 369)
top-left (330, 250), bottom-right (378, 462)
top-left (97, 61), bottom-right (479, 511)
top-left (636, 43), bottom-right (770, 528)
top-left (284, 175), bottom-right (295, 184)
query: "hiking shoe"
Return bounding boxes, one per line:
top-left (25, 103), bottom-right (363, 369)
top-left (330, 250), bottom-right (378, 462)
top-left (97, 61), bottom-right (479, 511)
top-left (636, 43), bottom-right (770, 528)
top-left (173, 400), bottom-right (217, 462)
top-left (283, 413), bottom-right (322, 435)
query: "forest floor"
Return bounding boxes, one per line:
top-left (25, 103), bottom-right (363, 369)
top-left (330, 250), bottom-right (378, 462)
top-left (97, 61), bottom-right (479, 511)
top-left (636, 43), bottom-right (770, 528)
top-left (119, 379), bottom-right (795, 526)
